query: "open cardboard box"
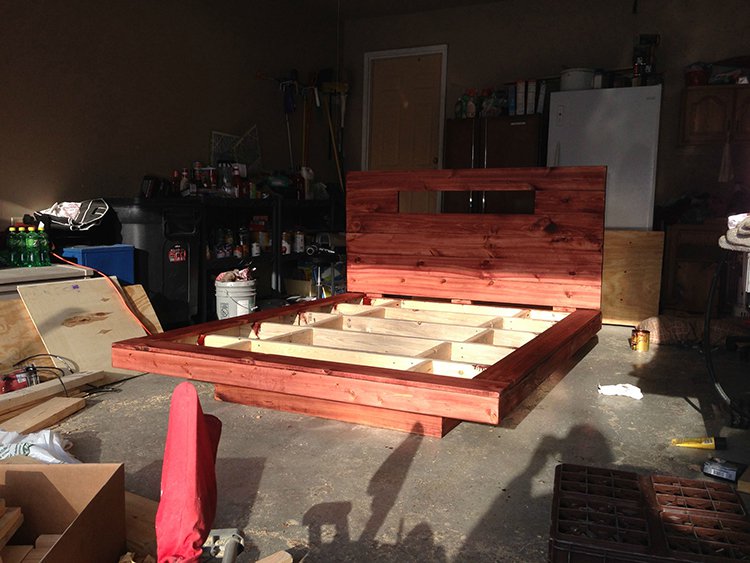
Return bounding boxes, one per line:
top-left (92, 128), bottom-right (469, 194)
top-left (0, 463), bottom-right (125, 562)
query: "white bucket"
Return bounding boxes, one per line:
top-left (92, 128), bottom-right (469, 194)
top-left (215, 279), bottom-right (257, 319)
top-left (561, 68), bottom-right (594, 91)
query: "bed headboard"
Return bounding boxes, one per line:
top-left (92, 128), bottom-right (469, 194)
top-left (345, 167), bottom-right (606, 310)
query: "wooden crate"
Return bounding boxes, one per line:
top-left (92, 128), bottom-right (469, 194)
top-left (113, 167), bottom-right (605, 437)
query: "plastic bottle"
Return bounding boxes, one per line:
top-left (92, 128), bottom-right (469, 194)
top-left (37, 225), bottom-right (51, 266)
top-left (25, 226), bottom-right (41, 267)
top-left (16, 227), bottom-right (27, 267)
top-left (7, 227), bottom-right (19, 267)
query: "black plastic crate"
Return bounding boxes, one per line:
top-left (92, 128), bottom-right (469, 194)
top-left (550, 464), bottom-right (750, 562)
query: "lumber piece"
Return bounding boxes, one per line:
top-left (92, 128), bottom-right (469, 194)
top-left (0, 545), bottom-right (32, 563)
top-left (257, 551), bottom-right (293, 563)
top-left (16, 547), bottom-right (46, 562)
top-left (0, 397), bottom-right (86, 433)
top-left (0, 507), bottom-right (23, 551)
top-left (124, 491), bottom-right (158, 557)
top-left (34, 534), bottom-right (61, 549)
top-left (0, 371), bottom-right (102, 417)
top-left (122, 284), bottom-right (163, 334)
top-left (215, 384), bottom-right (461, 437)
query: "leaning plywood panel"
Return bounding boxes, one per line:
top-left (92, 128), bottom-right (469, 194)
top-left (18, 278), bottom-right (147, 384)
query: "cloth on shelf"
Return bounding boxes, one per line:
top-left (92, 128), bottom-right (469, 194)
top-left (719, 213), bottom-right (750, 251)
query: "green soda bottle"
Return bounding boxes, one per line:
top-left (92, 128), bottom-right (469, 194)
top-left (17, 227), bottom-right (27, 267)
top-left (7, 227), bottom-right (19, 266)
top-left (25, 226), bottom-right (42, 267)
top-left (37, 225), bottom-right (51, 266)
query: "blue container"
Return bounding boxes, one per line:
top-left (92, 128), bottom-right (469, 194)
top-left (62, 244), bottom-right (135, 284)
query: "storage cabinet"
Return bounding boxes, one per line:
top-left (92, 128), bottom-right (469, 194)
top-left (660, 221), bottom-right (726, 314)
top-left (681, 85), bottom-right (750, 144)
top-left (443, 115), bottom-right (542, 213)
top-left (112, 194), bottom-right (344, 327)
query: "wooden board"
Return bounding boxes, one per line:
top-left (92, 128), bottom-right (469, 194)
top-left (112, 167), bottom-right (603, 436)
top-left (0, 397), bottom-right (86, 434)
top-left (0, 298), bottom-right (49, 372)
top-left (18, 278), bottom-right (147, 383)
top-left (0, 507), bottom-right (23, 550)
top-left (124, 492), bottom-right (157, 557)
top-left (0, 545), bottom-right (33, 563)
top-left (0, 371), bottom-right (103, 417)
top-left (0, 284), bottom-right (159, 372)
top-left (346, 167), bottom-right (606, 310)
top-left (602, 230), bottom-right (664, 325)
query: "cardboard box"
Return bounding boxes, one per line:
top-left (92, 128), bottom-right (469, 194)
top-left (0, 463), bottom-right (125, 562)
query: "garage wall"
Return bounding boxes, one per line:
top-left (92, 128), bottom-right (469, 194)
top-left (0, 1), bottom-right (337, 220)
top-left (343, 0), bottom-right (750, 209)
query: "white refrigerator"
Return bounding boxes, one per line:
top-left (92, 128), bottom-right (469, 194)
top-left (546, 85), bottom-right (662, 230)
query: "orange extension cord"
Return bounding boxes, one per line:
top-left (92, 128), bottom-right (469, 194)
top-left (52, 252), bottom-right (153, 335)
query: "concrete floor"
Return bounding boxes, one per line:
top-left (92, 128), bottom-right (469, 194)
top-left (55, 325), bottom-right (750, 562)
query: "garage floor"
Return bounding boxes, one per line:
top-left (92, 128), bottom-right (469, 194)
top-left (55, 325), bottom-right (750, 562)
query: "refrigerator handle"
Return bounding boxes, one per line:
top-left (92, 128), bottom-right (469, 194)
top-left (551, 141), bottom-right (561, 167)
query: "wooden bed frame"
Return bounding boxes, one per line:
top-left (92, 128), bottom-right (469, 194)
top-left (113, 167), bottom-right (606, 437)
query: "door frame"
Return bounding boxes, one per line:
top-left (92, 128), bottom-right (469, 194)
top-left (361, 44), bottom-right (448, 171)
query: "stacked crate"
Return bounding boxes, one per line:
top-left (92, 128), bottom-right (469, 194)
top-left (549, 464), bottom-right (750, 561)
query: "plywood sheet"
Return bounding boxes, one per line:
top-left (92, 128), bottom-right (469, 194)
top-left (18, 278), bottom-right (147, 383)
top-left (0, 297), bottom-right (49, 371)
top-left (602, 230), bottom-right (664, 326)
top-left (0, 284), bottom-right (159, 372)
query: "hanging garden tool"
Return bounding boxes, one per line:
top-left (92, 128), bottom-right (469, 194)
top-left (257, 70), bottom-right (299, 171)
top-left (280, 69), bottom-right (298, 170)
top-left (320, 79), bottom-right (349, 194)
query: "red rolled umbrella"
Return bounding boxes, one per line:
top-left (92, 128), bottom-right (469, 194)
top-left (156, 382), bottom-right (222, 562)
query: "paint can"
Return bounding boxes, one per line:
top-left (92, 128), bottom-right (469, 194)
top-left (630, 329), bottom-right (650, 352)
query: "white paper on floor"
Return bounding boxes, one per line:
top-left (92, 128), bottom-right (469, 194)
top-left (597, 383), bottom-right (643, 400)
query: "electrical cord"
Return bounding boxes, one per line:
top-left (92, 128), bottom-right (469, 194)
top-left (32, 366), bottom-right (69, 397)
top-left (14, 353), bottom-right (78, 373)
top-left (51, 251), bottom-right (153, 335)
top-left (703, 250), bottom-right (750, 428)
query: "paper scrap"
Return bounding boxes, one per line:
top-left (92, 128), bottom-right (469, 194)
top-left (597, 383), bottom-right (643, 400)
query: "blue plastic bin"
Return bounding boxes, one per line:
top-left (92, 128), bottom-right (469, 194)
top-left (62, 244), bottom-right (135, 284)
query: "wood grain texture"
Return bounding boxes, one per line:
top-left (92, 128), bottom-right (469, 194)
top-left (0, 371), bottom-right (102, 416)
top-left (0, 397), bottom-right (86, 434)
top-left (0, 545), bottom-right (33, 563)
top-left (215, 384), bottom-right (460, 437)
top-left (124, 491), bottom-right (157, 557)
top-left (601, 230), bottom-right (664, 325)
top-left (18, 278), bottom-right (147, 383)
top-left (0, 283), bottom-right (157, 372)
top-left (0, 298), bottom-right (49, 372)
top-left (0, 507), bottom-right (22, 551)
top-left (346, 167), bottom-right (605, 309)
